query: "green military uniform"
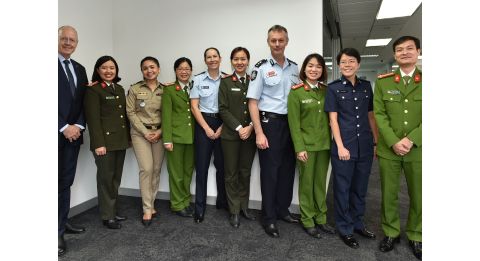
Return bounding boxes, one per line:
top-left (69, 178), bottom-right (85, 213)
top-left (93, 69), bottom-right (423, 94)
top-left (218, 73), bottom-right (256, 214)
top-left (161, 81), bottom-right (195, 212)
top-left (84, 81), bottom-right (130, 220)
top-left (287, 81), bottom-right (331, 228)
top-left (126, 80), bottom-right (165, 216)
top-left (374, 68), bottom-right (422, 242)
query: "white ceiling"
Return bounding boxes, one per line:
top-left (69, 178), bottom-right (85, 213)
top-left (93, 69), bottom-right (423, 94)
top-left (330, 0), bottom-right (422, 73)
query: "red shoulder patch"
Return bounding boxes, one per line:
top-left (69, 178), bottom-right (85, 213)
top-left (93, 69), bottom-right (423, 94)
top-left (291, 82), bottom-right (304, 90)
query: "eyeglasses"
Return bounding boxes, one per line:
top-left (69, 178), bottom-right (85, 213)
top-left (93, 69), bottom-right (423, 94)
top-left (60, 37), bottom-right (77, 44)
top-left (176, 68), bottom-right (191, 72)
top-left (339, 59), bottom-right (357, 65)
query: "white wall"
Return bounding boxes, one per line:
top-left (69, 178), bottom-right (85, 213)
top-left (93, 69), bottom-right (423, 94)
top-left (59, 0), bottom-right (323, 209)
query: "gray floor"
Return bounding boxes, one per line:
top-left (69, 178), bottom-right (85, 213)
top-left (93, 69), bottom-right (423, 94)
top-left (61, 160), bottom-right (417, 261)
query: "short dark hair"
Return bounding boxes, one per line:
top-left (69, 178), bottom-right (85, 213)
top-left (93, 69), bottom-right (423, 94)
top-left (268, 24), bottom-right (288, 35)
top-left (204, 47), bottom-right (221, 60)
top-left (299, 53), bottom-right (327, 83)
top-left (336, 48), bottom-right (361, 65)
top-left (392, 35), bottom-right (421, 51)
top-left (91, 55), bottom-right (121, 83)
top-left (173, 57), bottom-right (193, 81)
top-left (140, 56), bottom-right (159, 68)
top-left (230, 47), bottom-right (250, 60)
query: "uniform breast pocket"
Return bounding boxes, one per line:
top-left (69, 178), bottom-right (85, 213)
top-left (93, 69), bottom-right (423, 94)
top-left (199, 87), bottom-right (213, 97)
top-left (383, 95), bottom-right (402, 112)
top-left (264, 76), bottom-right (282, 98)
top-left (264, 75), bottom-right (281, 87)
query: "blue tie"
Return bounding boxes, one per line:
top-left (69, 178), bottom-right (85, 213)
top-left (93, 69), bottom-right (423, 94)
top-left (63, 60), bottom-right (76, 96)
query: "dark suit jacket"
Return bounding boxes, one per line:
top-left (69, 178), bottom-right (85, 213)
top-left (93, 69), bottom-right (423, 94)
top-left (218, 74), bottom-right (254, 141)
top-left (58, 58), bottom-right (88, 148)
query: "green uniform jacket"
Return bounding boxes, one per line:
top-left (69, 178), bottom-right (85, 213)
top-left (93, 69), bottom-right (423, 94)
top-left (287, 81), bottom-right (331, 153)
top-left (161, 81), bottom-right (194, 144)
top-left (374, 68), bottom-right (422, 162)
top-left (218, 74), bottom-right (254, 141)
top-left (84, 81), bottom-right (130, 151)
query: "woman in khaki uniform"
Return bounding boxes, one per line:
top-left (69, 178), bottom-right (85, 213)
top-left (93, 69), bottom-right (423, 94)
top-left (126, 56), bottom-right (165, 226)
top-left (84, 56), bottom-right (129, 229)
top-left (287, 53), bottom-right (335, 238)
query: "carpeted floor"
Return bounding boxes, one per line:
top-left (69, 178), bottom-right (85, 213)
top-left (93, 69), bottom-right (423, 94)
top-left (61, 160), bottom-right (417, 261)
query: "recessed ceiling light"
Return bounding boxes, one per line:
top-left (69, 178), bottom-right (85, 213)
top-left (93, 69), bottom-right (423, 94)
top-left (360, 54), bottom-right (379, 58)
top-left (377, 0), bottom-right (422, 19)
top-left (366, 38), bottom-right (392, 47)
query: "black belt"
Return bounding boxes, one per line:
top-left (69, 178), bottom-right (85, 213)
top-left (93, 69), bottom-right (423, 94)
top-left (202, 112), bottom-right (220, 118)
top-left (144, 124), bottom-right (161, 130)
top-left (260, 111), bottom-right (287, 119)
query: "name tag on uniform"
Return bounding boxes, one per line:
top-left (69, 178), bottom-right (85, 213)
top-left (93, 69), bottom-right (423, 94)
top-left (231, 88), bottom-right (241, 91)
top-left (337, 90), bottom-right (348, 93)
top-left (301, 99), bottom-right (313, 104)
top-left (105, 96), bottom-right (116, 100)
top-left (201, 86), bottom-right (209, 89)
top-left (138, 92), bottom-right (148, 95)
top-left (267, 70), bottom-right (277, 77)
top-left (387, 90), bottom-right (400, 95)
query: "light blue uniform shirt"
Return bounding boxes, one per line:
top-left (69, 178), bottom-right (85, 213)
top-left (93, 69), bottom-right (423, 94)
top-left (246, 55), bottom-right (300, 114)
top-left (190, 71), bottom-right (223, 113)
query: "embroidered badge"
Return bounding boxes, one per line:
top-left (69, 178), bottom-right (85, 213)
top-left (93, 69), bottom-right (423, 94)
top-left (251, 70), bottom-right (258, 81)
top-left (267, 70), bottom-right (277, 77)
top-left (175, 85), bottom-right (181, 91)
top-left (387, 90), bottom-right (401, 95)
top-left (201, 86), bottom-right (209, 89)
top-left (301, 99), bottom-right (313, 104)
top-left (101, 82), bottom-right (107, 88)
top-left (414, 74), bottom-right (421, 83)
top-left (394, 75), bottom-right (401, 83)
top-left (232, 76), bottom-right (238, 82)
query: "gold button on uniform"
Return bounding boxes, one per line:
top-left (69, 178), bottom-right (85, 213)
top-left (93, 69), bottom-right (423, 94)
top-left (404, 110), bottom-right (408, 113)
top-left (120, 115), bottom-right (124, 118)
top-left (106, 132), bottom-right (110, 135)
top-left (404, 121), bottom-right (408, 125)
top-left (405, 99), bottom-right (409, 102)
top-left (118, 105), bottom-right (122, 108)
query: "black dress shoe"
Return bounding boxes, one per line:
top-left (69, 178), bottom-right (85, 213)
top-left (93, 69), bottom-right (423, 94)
top-left (281, 213), bottom-right (300, 223)
top-left (264, 223), bottom-right (280, 238)
top-left (379, 236), bottom-right (400, 252)
top-left (115, 215), bottom-right (127, 222)
top-left (58, 235), bottom-right (66, 257)
top-left (229, 214), bottom-right (240, 228)
top-left (354, 228), bottom-right (376, 239)
top-left (316, 223), bottom-right (336, 234)
top-left (141, 218), bottom-right (152, 227)
top-left (194, 213), bottom-right (204, 223)
top-left (103, 219), bottom-right (122, 229)
top-left (304, 227), bottom-right (321, 239)
top-left (340, 234), bottom-right (360, 249)
top-left (175, 208), bottom-right (194, 217)
top-left (240, 208), bottom-right (256, 221)
top-left (409, 240), bottom-right (422, 260)
top-left (65, 222), bottom-right (86, 234)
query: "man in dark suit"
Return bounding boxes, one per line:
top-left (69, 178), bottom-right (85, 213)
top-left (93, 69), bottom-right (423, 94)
top-left (58, 25), bottom-right (88, 257)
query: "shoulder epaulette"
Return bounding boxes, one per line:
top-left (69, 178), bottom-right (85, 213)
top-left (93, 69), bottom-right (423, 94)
top-left (87, 81), bottom-right (99, 87)
top-left (377, 72), bottom-right (395, 79)
top-left (223, 73), bottom-right (234, 78)
top-left (328, 79), bottom-right (342, 85)
top-left (255, 59), bottom-right (267, 68)
top-left (130, 80), bottom-right (143, 86)
top-left (221, 71), bottom-right (228, 75)
top-left (194, 71), bottom-right (206, 77)
top-left (291, 82), bottom-right (304, 90)
top-left (164, 81), bottom-right (176, 86)
top-left (287, 58), bottom-right (297, 65)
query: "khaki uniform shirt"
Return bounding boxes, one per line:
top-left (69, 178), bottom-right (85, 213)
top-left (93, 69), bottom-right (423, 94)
top-left (126, 81), bottom-right (164, 136)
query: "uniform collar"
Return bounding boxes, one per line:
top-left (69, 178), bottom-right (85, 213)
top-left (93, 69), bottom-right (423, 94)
top-left (268, 55), bottom-right (291, 69)
top-left (340, 75), bottom-right (361, 86)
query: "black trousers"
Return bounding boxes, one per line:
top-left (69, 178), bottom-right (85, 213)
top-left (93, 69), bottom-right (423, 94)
top-left (58, 138), bottom-right (81, 236)
top-left (194, 117), bottom-right (227, 216)
top-left (258, 117), bottom-right (296, 225)
top-left (331, 155), bottom-right (373, 236)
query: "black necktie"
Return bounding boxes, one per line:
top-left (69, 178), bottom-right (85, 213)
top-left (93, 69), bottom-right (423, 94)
top-left (403, 75), bottom-right (411, 85)
top-left (240, 77), bottom-right (245, 85)
top-left (183, 84), bottom-right (189, 95)
top-left (63, 60), bottom-right (76, 96)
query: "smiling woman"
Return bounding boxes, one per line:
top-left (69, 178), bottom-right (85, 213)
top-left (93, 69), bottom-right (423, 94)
top-left (84, 55), bottom-right (130, 230)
